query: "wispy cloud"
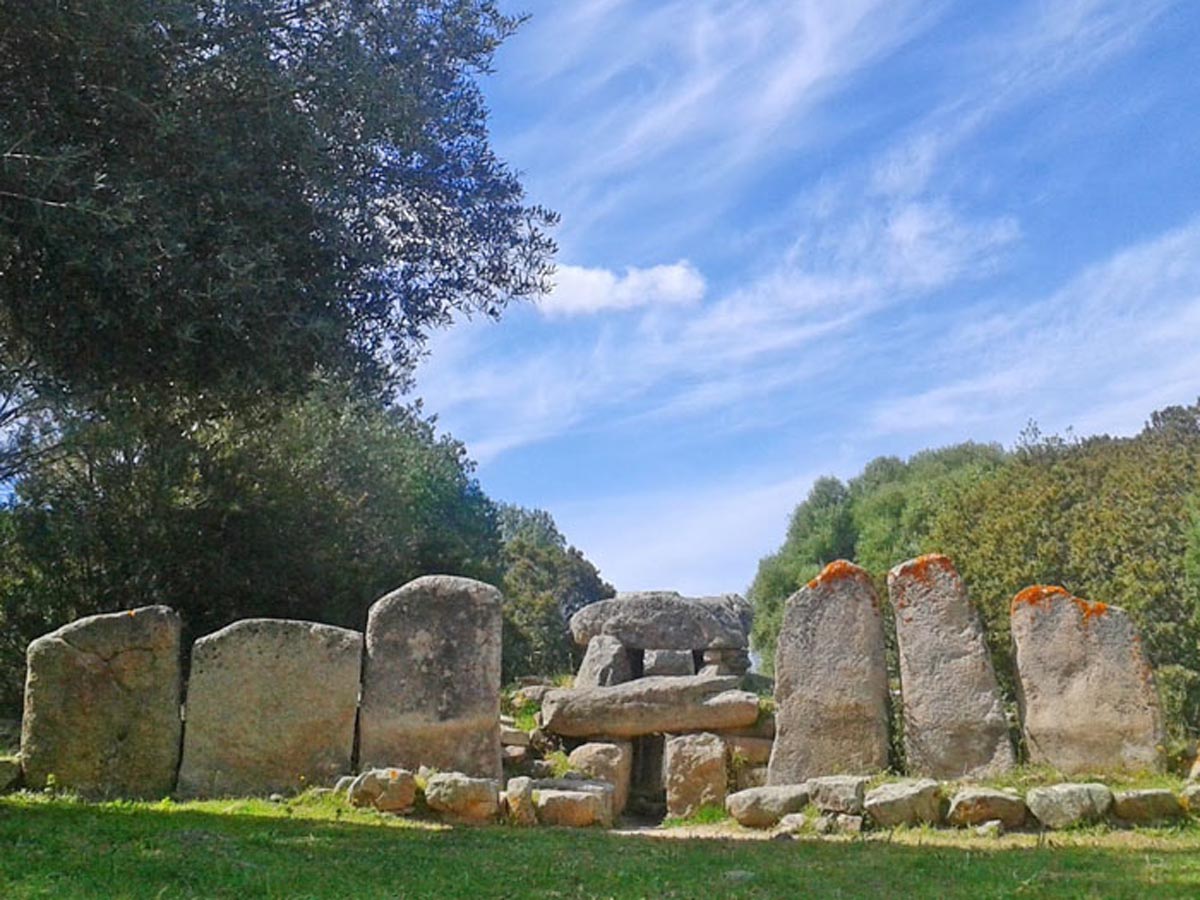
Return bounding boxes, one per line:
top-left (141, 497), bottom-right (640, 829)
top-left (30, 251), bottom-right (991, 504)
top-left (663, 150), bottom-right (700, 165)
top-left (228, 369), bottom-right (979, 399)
top-left (537, 261), bottom-right (705, 317)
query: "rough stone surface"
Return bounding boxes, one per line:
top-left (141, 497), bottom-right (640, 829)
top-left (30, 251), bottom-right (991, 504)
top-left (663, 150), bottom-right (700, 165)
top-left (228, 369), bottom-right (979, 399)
top-left (0, 758), bottom-right (19, 792)
top-left (644, 649), bottom-right (694, 677)
top-left (865, 779), bottom-right (944, 827)
top-left (888, 556), bottom-right (1015, 778)
top-left (541, 675), bottom-right (759, 739)
top-left (505, 776), bottom-right (537, 826)
top-left (726, 736), bottom-right (774, 767)
top-left (1182, 784), bottom-right (1200, 813)
top-left (177, 619), bottom-right (361, 797)
top-left (1011, 586), bottom-right (1163, 774)
top-left (735, 765), bottom-right (769, 791)
top-left (21, 606), bottom-right (182, 798)
top-left (1026, 783), bottom-right (1114, 829)
top-left (725, 785), bottom-right (811, 828)
top-left (359, 576), bottom-right (503, 778)
top-left (808, 775), bottom-right (870, 815)
top-left (777, 812), bottom-right (808, 834)
top-left (664, 732), bottom-right (728, 818)
top-left (574, 636), bottom-right (633, 689)
top-left (701, 648), bottom-right (752, 676)
top-left (347, 768), bottom-right (417, 813)
top-left (424, 772), bottom-right (500, 824)
top-left (946, 788), bottom-right (1027, 829)
top-left (768, 562), bottom-right (889, 785)
top-left (569, 592), bottom-right (749, 650)
top-left (501, 725), bottom-right (531, 747)
top-left (568, 741), bottom-right (632, 816)
top-left (533, 789), bottom-right (609, 827)
top-left (1112, 789), bottom-right (1184, 822)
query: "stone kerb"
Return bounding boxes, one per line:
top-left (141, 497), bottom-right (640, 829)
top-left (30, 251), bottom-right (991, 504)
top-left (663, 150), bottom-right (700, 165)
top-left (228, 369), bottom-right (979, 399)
top-left (359, 575), bottom-right (503, 779)
top-left (888, 555), bottom-right (1014, 778)
top-left (177, 618), bottom-right (362, 798)
top-left (21, 606), bottom-right (182, 798)
top-left (1011, 585), bottom-right (1164, 774)
top-left (767, 560), bottom-right (889, 785)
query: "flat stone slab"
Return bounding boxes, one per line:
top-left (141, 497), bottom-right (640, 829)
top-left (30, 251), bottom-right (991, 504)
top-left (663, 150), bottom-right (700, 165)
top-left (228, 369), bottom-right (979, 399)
top-left (888, 555), bottom-right (1014, 778)
top-left (1112, 789), bottom-right (1184, 823)
top-left (177, 619), bottom-right (362, 798)
top-left (359, 576), bottom-right (503, 778)
top-left (540, 675), bottom-right (759, 739)
top-left (1026, 783), bottom-right (1113, 829)
top-left (533, 789), bottom-right (611, 827)
top-left (569, 592), bottom-right (750, 650)
top-left (864, 779), bottom-right (944, 827)
top-left (21, 606), bottom-right (182, 798)
top-left (1011, 586), bottom-right (1163, 774)
top-left (946, 788), bottom-right (1027, 829)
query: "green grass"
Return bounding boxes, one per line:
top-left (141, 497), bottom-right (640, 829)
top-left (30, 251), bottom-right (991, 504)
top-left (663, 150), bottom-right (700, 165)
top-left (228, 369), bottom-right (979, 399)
top-left (662, 802), bottom-right (730, 828)
top-left (4, 793), bottom-right (1200, 898)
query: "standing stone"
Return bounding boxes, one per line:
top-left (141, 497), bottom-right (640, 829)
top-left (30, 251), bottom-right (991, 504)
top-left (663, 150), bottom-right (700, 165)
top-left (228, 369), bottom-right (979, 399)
top-left (888, 555), bottom-right (1014, 778)
top-left (359, 576), bottom-right (503, 778)
top-left (644, 649), bottom-right (695, 677)
top-left (574, 635), bottom-right (633, 688)
top-left (767, 561), bottom-right (889, 785)
top-left (177, 619), bottom-right (361, 797)
top-left (505, 776), bottom-right (537, 826)
top-left (568, 741), bottom-right (633, 816)
top-left (21, 606), bottom-right (181, 798)
top-left (664, 732), bottom-right (727, 818)
top-left (1011, 585), bottom-right (1164, 774)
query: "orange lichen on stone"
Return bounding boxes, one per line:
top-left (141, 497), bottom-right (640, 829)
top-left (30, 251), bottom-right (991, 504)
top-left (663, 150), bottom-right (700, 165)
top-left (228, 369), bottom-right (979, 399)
top-left (806, 559), bottom-right (867, 590)
top-left (901, 553), bottom-right (954, 585)
top-left (1010, 584), bottom-right (1109, 622)
top-left (1071, 596), bottom-right (1109, 622)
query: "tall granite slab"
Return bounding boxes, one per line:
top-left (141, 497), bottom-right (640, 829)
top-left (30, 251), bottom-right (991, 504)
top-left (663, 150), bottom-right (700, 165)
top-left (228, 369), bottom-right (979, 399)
top-left (1011, 585), bottom-right (1163, 774)
top-left (767, 561), bottom-right (889, 785)
top-left (21, 606), bottom-right (182, 798)
top-left (888, 555), bottom-right (1014, 778)
top-left (359, 575), bottom-right (503, 778)
top-left (177, 619), bottom-right (362, 797)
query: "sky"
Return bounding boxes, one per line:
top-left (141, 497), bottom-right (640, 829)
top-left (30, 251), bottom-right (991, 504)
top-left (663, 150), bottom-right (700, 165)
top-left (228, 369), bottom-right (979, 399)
top-left (415, 0), bottom-right (1200, 596)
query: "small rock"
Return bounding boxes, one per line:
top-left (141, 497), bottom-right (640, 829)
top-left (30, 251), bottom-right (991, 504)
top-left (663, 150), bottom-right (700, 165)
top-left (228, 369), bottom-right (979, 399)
top-left (1112, 789), bottom-right (1184, 823)
top-left (528, 759), bottom-right (557, 779)
top-left (946, 787), bottom-right (1027, 829)
top-left (725, 785), bottom-right (810, 828)
top-left (976, 819), bottom-right (1004, 838)
top-left (533, 789), bottom-right (610, 827)
top-left (424, 772), bottom-right (500, 824)
top-left (813, 814), bottom-right (837, 835)
top-left (836, 814), bottom-right (865, 834)
top-left (268, 793), bottom-right (285, 803)
top-left (502, 745), bottom-right (529, 769)
top-left (722, 870), bottom-right (755, 883)
top-left (347, 768), bottom-right (417, 813)
top-left (501, 726), bottom-right (531, 747)
top-left (1026, 783), bottom-right (1113, 830)
top-left (864, 779), bottom-right (943, 827)
top-left (807, 775), bottom-right (870, 815)
top-left (506, 776), bottom-right (537, 826)
top-left (777, 812), bottom-right (808, 834)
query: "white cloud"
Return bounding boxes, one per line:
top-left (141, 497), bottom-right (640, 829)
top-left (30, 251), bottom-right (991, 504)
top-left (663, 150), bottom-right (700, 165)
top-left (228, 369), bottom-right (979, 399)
top-left (538, 261), bottom-right (705, 317)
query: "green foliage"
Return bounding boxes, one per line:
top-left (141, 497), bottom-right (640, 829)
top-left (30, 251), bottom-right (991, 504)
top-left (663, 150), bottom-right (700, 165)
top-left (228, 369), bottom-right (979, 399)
top-left (661, 803), bottom-right (730, 828)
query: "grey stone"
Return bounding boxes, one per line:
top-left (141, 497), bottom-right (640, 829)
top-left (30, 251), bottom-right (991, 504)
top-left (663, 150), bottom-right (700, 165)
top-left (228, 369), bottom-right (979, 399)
top-left (178, 619), bottom-right (361, 798)
top-left (1112, 789), bottom-right (1184, 822)
top-left (777, 812), bottom-right (808, 833)
top-left (735, 766), bottom-right (769, 791)
top-left (505, 776), bottom-right (537, 826)
top-left (21, 606), bottom-right (182, 798)
top-left (359, 576), bottom-right (503, 778)
top-left (644, 649), bottom-right (694, 677)
top-left (976, 819), bottom-right (1004, 838)
top-left (888, 556), bottom-right (1015, 778)
top-left (424, 772), bottom-right (500, 824)
top-left (946, 788), bottom-right (1027, 829)
top-left (864, 779), bottom-right (944, 827)
top-left (1181, 784), bottom-right (1200, 814)
top-left (568, 741), bottom-right (632, 816)
top-left (533, 788), bottom-right (610, 827)
top-left (808, 775), bottom-right (870, 815)
top-left (813, 814), bottom-right (837, 835)
top-left (569, 591), bottom-right (749, 650)
top-left (500, 725), bottom-right (531, 747)
top-left (836, 814), bottom-right (865, 833)
top-left (540, 675), bottom-right (759, 739)
top-left (348, 768), bottom-right (417, 813)
top-left (767, 562), bottom-right (889, 785)
top-left (574, 635), bottom-right (633, 688)
top-left (726, 736), bottom-right (774, 767)
top-left (1011, 586), bottom-right (1163, 774)
top-left (1026, 783), bottom-right (1114, 829)
top-left (664, 732), bottom-right (727, 818)
top-left (0, 758), bottom-right (19, 793)
top-left (725, 785), bottom-right (810, 828)
top-left (701, 648), bottom-right (752, 676)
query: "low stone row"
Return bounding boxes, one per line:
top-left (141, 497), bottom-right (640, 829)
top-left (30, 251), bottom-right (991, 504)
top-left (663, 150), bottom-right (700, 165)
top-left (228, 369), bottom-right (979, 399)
top-left (726, 777), bottom-right (1200, 834)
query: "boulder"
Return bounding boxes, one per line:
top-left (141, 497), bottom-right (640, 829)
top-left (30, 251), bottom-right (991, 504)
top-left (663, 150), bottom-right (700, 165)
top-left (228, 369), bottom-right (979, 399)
top-left (359, 576), bottom-right (503, 778)
top-left (424, 772), bottom-right (500, 824)
top-left (0, 758), bottom-right (19, 793)
top-left (767, 562), bottom-right (889, 784)
top-left (540, 675), bottom-right (759, 739)
top-left (21, 606), bottom-right (182, 798)
top-left (888, 556), bottom-right (1014, 778)
top-left (1026, 783), bottom-right (1113, 829)
top-left (568, 741), bottom-right (632, 816)
top-left (569, 591), bottom-right (749, 650)
top-left (1011, 586), bottom-right (1163, 774)
top-left (946, 788), bottom-right (1027, 829)
top-left (574, 635), bottom-right (633, 689)
top-left (644, 649), bottom-right (694, 677)
top-left (1112, 789), bottom-right (1184, 823)
top-left (505, 776), bottom-right (537, 826)
top-left (725, 785), bottom-right (810, 828)
top-left (664, 732), bottom-right (727, 818)
top-left (177, 619), bottom-right (361, 798)
top-left (808, 775), bottom-right (870, 815)
top-left (533, 789), bottom-right (609, 827)
top-left (864, 779), bottom-right (944, 827)
top-left (347, 768), bottom-right (417, 813)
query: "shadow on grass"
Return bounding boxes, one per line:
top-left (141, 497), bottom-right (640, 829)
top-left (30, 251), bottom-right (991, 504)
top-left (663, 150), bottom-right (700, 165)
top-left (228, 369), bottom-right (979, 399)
top-left (2, 798), bottom-right (1199, 899)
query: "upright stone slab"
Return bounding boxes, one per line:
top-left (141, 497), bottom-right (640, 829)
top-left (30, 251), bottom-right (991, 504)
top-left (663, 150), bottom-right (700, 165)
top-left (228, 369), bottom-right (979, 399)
top-left (177, 619), bottom-right (362, 797)
top-left (888, 555), bottom-right (1014, 778)
top-left (767, 561), bottom-right (889, 785)
top-left (664, 732), bottom-right (727, 818)
top-left (574, 635), bottom-right (633, 688)
top-left (1011, 585), bottom-right (1164, 773)
top-left (359, 575), bottom-right (503, 778)
top-left (21, 606), bottom-right (181, 798)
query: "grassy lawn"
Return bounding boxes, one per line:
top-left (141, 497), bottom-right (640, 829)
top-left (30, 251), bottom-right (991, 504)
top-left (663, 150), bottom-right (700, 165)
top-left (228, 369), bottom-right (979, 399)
top-left (3, 793), bottom-right (1200, 898)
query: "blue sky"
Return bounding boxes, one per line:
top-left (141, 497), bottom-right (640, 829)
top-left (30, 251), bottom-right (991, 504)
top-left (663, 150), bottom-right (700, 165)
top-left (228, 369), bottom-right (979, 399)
top-left (415, 0), bottom-right (1200, 595)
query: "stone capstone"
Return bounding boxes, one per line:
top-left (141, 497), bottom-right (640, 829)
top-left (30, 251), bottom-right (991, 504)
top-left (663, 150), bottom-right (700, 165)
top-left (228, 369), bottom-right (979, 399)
top-left (359, 576), bottom-right (503, 778)
top-left (567, 741), bottom-right (632, 816)
top-left (807, 775), bottom-right (870, 815)
top-left (725, 785), bottom-right (811, 828)
top-left (21, 606), bottom-right (182, 798)
top-left (1011, 586), bottom-right (1163, 774)
top-left (347, 768), bottom-right (417, 813)
top-left (540, 675), bottom-right (759, 739)
top-left (767, 562), bottom-right (889, 785)
top-left (569, 592), bottom-right (749, 650)
top-left (1026, 783), bottom-right (1114, 829)
top-left (864, 779), bottom-right (944, 827)
top-left (644, 649), bottom-right (695, 677)
top-left (177, 619), bottom-right (361, 798)
top-left (664, 732), bottom-right (727, 818)
top-left (505, 776), bottom-right (537, 826)
top-left (1112, 789), bottom-right (1184, 822)
top-left (946, 788), bottom-right (1027, 829)
top-left (888, 556), bottom-right (1014, 778)
top-left (423, 772), bottom-right (500, 824)
top-left (574, 635), bottom-right (633, 688)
